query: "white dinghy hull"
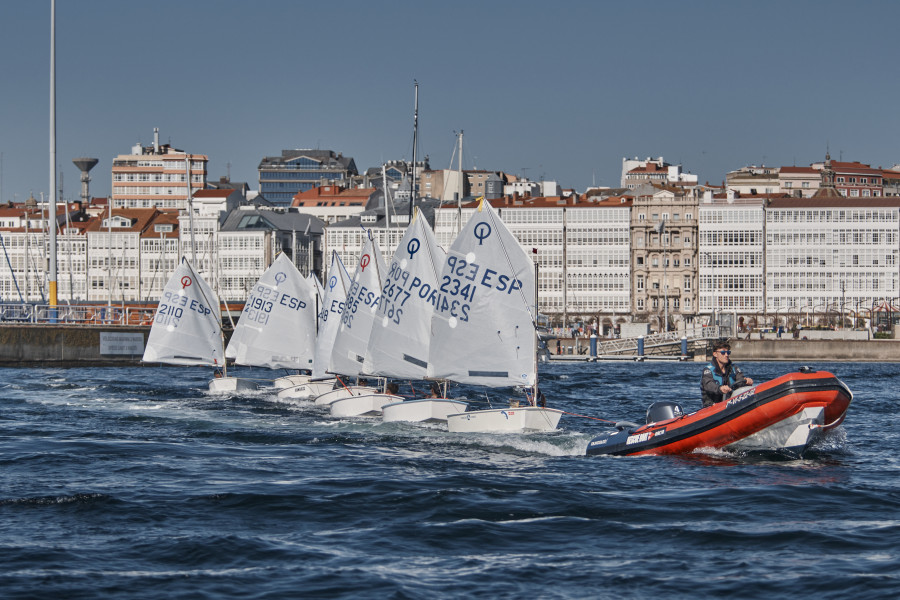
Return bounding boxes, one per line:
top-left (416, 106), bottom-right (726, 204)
top-left (330, 393), bottom-right (404, 418)
top-left (272, 374), bottom-right (311, 390)
top-left (447, 406), bottom-right (563, 433)
top-left (276, 379), bottom-right (335, 401)
top-left (382, 398), bottom-right (469, 424)
top-left (208, 376), bottom-right (259, 393)
top-left (314, 386), bottom-right (379, 406)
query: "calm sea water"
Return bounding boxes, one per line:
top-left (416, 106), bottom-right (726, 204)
top-left (1, 360), bottom-right (898, 599)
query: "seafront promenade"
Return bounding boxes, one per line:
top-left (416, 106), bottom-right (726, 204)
top-left (1, 323), bottom-right (898, 366)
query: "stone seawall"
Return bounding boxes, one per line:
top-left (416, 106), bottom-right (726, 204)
top-left (2, 325), bottom-right (899, 367)
top-left (0, 325), bottom-right (149, 366)
top-left (730, 339), bottom-right (900, 362)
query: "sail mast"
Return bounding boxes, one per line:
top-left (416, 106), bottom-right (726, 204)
top-left (533, 254), bottom-right (539, 403)
top-left (457, 130), bottom-right (463, 234)
top-left (49, 0), bottom-right (58, 309)
top-left (409, 80), bottom-right (418, 220)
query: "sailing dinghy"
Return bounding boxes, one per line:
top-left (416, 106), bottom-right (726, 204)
top-left (272, 272), bottom-right (325, 390)
top-left (371, 208), bottom-right (468, 423)
top-left (142, 258), bottom-right (257, 393)
top-left (226, 253), bottom-right (317, 388)
top-left (429, 199), bottom-right (563, 433)
top-left (326, 233), bottom-right (402, 417)
top-left (276, 252), bottom-right (349, 400)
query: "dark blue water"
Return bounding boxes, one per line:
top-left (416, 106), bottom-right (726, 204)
top-left (1, 361), bottom-right (898, 599)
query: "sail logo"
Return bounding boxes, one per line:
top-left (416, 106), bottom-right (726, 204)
top-left (180, 276), bottom-right (192, 289)
top-left (360, 254), bottom-right (371, 271)
top-left (274, 272), bottom-right (286, 286)
top-left (329, 276), bottom-right (337, 291)
top-left (407, 238), bottom-right (420, 257)
top-left (473, 222), bottom-right (492, 245)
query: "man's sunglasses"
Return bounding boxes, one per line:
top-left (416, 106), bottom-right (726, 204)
top-left (716, 350), bottom-right (731, 355)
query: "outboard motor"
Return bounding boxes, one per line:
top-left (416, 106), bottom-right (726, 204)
top-left (646, 401), bottom-right (684, 424)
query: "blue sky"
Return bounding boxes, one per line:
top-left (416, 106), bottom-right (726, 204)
top-left (1, 0), bottom-right (898, 202)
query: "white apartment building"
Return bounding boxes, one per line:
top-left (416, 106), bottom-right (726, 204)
top-left (87, 209), bottom-right (168, 303)
top-left (432, 197), bottom-right (632, 330)
top-left (325, 207), bottom-right (413, 277)
top-left (138, 214), bottom-right (180, 304)
top-left (698, 195), bottom-right (765, 325)
top-left (765, 198), bottom-right (900, 327)
top-left (111, 128), bottom-right (208, 210)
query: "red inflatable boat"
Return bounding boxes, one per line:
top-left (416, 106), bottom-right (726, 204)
top-left (586, 368), bottom-right (852, 458)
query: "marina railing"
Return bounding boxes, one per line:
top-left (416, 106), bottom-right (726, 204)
top-left (595, 326), bottom-right (724, 355)
top-left (0, 303), bottom-right (156, 327)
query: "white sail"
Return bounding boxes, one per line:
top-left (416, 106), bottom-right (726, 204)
top-left (311, 252), bottom-right (352, 379)
top-left (428, 199), bottom-right (536, 388)
top-left (365, 208), bottom-right (445, 379)
top-left (329, 235), bottom-right (387, 378)
top-left (225, 253), bottom-right (317, 370)
top-left (143, 258), bottom-right (224, 367)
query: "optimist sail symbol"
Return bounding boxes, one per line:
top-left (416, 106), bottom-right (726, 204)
top-left (180, 276), bottom-right (193, 289)
top-left (407, 238), bottom-right (421, 257)
top-left (274, 272), bottom-right (286, 286)
top-left (360, 254), bottom-right (371, 271)
top-left (474, 222), bottom-right (492, 245)
top-left (329, 275), bottom-right (337, 291)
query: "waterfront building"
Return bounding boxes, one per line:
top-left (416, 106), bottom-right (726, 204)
top-left (323, 190), bottom-right (421, 273)
top-left (622, 156), bottom-right (698, 190)
top-left (883, 168), bottom-right (900, 197)
top-left (138, 211), bottom-right (180, 304)
top-left (765, 197), bottom-right (900, 328)
top-left (630, 184), bottom-right (699, 332)
top-left (111, 128), bottom-right (208, 210)
top-left (217, 206), bottom-right (325, 301)
top-left (778, 166), bottom-right (820, 198)
top-left (698, 192), bottom-right (766, 328)
top-left (725, 165), bottom-right (780, 196)
top-left (419, 168), bottom-right (468, 203)
top-left (432, 195), bottom-right (632, 332)
top-left (0, 197), bottom-right (54, 302)
top-left (86, 208), bottom-right (172, 303)
top-left (291, 184), bottom-right (375, 225)
top-left (258, 150), bottom-right (357, 206)
top-left (809, 158), bottom-right (883, 198)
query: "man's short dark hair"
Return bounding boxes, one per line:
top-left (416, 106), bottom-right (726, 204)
top-left (713, 340), bottom-right (731, 352)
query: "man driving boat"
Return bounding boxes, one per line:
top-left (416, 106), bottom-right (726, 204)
top-left (700, 340), bottom-right (753, 408)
